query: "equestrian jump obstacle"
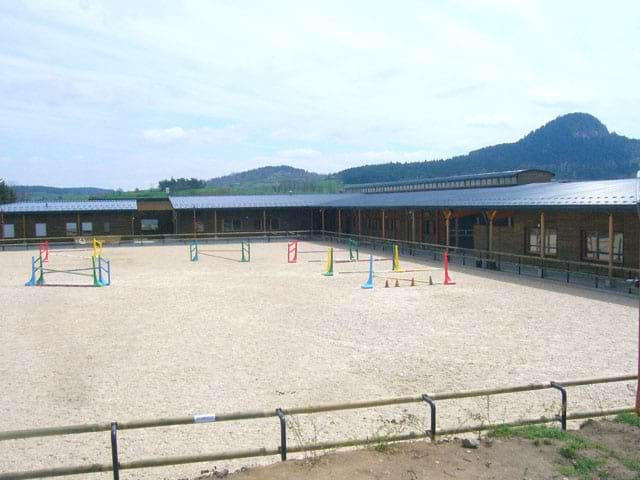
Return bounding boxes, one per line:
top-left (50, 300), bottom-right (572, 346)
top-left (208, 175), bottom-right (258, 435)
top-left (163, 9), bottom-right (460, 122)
top-left (39, 241), bottom-right (49, 262)
top-left (189, 240), bottom-right (251, 263)
top-left (359, 247), bottom-right (456, 289)
top-left (25, 253), bottom-right (111, 287)
top-left (287, 240), bottom-right (298, 263)
top-left (38, 238), bottom-right (103, 263)
top-left (289, 240), bottom-right (358, 264)
top-left (322, 248), bottom-right (334, 276)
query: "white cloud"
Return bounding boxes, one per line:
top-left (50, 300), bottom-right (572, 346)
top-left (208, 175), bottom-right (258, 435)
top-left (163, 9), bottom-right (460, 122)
top-left (141, 126), bottom-right (245, 145)
top-left (465, 114), bottom-right (512, 128)
top-left (528, 87), bottom-right (597, 109)
top-left (1, 0), bottom-right (639, 188)
top-left (276, 148), bottom-right (322, 159)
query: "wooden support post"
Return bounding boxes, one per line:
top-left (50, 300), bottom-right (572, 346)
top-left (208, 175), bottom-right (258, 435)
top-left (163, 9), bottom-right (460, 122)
top-left (263, 209), bottom-right (267, 233)
top-left (77, 213), bottom-right (80, 238)
top-left (174, 212), bottom-right (179, 235)
top-left (381, 209), bottom-right (386, 240)
top-left (358, 209), bottom-right (362, 238)
top-left (213, 210), bottom-right (217, 235)
top-left (435, 210), bottom-right (439, 245)
top-left (321, 209), bottom-right (325, 237)
top-left (338, 209), bottom-right (342, 236)
top-left (608, 213), bottom-right (614, 278)
top-left (192, 207), bottom-right (197, 237)
top-left (22, 214), bottom-right (27, 239)
top-left (411, 210), bottom-right (416, 243)
top-left (444, 210), bottom-right (452, 250)
top-left (131, 215), bottom-right (135, 236)
top-left (540, 211), bottom-right (545, 259)
top-left (455, 216), bottom-right (459, 247)
top-left (488, 210), bottom-right (497, 253)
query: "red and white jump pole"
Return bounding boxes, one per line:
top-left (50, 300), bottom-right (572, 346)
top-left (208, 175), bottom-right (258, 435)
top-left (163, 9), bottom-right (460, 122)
top-left (39, 240), bottom-right (49, 263)
top-left (287, 240), bottom-right (298, 264)
top-left (444, 250), bottom-right (455, 285)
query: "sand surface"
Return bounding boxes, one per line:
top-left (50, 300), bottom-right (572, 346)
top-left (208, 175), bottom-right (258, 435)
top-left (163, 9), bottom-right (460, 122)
top-left (0, 240), bottom-right (636, 479)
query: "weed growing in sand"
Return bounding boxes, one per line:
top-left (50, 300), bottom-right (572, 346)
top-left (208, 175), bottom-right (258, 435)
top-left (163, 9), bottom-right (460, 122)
top-left (286, 415), bottom-right (323, 464)
top-left (615, 412), bottom-right (640, 428)
top-left (560, 457), bottom-right (607, 478)
top-left (489, 424), bottom-right (569, 441)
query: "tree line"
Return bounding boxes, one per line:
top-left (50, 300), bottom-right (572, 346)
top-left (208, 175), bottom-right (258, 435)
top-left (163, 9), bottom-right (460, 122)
top-left (0, 179), bottom-right (16, 204)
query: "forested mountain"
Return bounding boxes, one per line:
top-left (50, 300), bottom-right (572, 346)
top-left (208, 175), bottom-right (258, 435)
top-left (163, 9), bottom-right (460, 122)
top-left (204, 165), bottom-right (340, 193)
top-left (206, 165), bottom-right (323, 187)
top-left (334, 113), bottom-right (640, 184)
top-left (9, 113), bottom-right (640, 201)
top-left (13, 185), bottom-right (115, 201)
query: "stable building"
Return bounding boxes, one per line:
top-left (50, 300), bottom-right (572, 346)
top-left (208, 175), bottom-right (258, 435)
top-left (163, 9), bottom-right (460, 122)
top-left (1, 170), bottom-right (638, 277)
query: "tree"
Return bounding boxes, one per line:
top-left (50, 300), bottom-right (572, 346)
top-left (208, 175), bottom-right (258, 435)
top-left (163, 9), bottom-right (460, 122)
top-left (158, 177), bottom-right (206, 191)
top-left (0, 179), bottom-right (16, 204)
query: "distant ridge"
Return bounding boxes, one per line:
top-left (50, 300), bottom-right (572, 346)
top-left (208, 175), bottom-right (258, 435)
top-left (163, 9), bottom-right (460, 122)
top-left (206, 165), bottom-right (323, 187)
top-left (333, 113), bottom-right (640, 184)
top-left (13, 185), bottom-right (115, 201)
top-left (10, 113), bottom-right (640, 200)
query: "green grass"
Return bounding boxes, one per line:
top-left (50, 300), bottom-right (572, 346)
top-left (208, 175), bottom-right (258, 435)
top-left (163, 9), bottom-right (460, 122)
top-left (560, 457), bottom-right (608, 479)
top-left (489, 424), bottom-right (570, 440)
top-left (622, 458), bottom-right (640, 472)
top-left (559, 438), bottom-right (588, 460)
top-left (615, 412), bottom-right (640, 428)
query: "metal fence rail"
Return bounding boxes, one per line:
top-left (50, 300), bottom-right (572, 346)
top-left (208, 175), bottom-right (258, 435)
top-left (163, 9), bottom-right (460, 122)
top-left (0, 374), bottom-right (635, 480)
top-left (2, 229), bottom-right (638, 294)
top-left (318, 231), bottom-right (640, 295)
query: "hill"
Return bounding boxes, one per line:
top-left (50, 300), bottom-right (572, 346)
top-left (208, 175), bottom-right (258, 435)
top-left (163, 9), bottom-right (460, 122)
top-left (334, 113), bottom-right (640, 184)
top-left (13, 185), bottom-right (115, 201)
top-left (207, 165), bottom-right (322, 187)
top-left (205, 165), bottom-right (340, 193)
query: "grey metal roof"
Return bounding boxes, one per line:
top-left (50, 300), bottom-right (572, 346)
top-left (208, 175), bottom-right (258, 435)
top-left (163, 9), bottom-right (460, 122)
top-left (170, 194), bottom-right (356, 209)
top-left (344, 169), bottom-right (553, 189)
top-left (0, 200), bottom-right (138, 213)
top-left (324, 179), bottom-right (639, 209)
top-left (171, 179), bottom-right (638, 210)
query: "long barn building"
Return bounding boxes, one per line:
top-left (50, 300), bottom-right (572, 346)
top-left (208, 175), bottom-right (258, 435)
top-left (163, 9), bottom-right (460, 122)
top-left (1, 170), bottom-right (638, 276)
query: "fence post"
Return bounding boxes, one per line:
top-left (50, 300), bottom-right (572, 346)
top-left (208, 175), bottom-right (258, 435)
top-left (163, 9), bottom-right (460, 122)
top-left (110, 422), bottom-right (120, 480)
top-left (550, 383), bottom-right (567, 431)
top-left (422, 394), bottom-right (436, 441)
top-left (276, 408), bottom-right (287, 461)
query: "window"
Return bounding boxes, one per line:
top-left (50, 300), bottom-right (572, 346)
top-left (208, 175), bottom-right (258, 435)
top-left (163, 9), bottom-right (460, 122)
top-left (141, 219), bottom-right (159, 232)
top-left (66, 222), bottom-right (77, 236)
top-left (527, 228), bottom-right (557, 256)
top-left (582, 231), bottom-right (623, 262)
top-left (82, 222), bottom-right (93, 235)
top-left (104, 222), bottom-right (111, 234)
top-left (527, 228), bottom-right (541, 254)
top-left (195, 222), bottom-right (205, 233)
top-left (254, 219), bottom-right (262, 230)
top-left (2, 224), bottom-right (15, 238)
top-left (223, 219), bottom-right (242, 231)
top-left (35, 223), bottom-right (47, 237)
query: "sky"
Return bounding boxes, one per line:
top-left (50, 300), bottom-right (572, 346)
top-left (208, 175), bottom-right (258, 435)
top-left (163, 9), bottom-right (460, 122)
top-left (1, 0), bottom-right (639, 189)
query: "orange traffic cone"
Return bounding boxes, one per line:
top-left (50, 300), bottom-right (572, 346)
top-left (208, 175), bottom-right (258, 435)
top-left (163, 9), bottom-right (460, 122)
top-left (429, 275), bottom-right (433, 285)
top-left (411, 277), bottom-right (415, 287)
top-left (385, 279), bottom-right (390, 288)
top-left (395, 279), bottom-right (400, 288)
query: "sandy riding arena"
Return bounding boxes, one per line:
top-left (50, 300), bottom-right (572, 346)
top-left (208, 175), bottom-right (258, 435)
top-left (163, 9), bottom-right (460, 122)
top-left (0, 240), bottom-right (637, 479)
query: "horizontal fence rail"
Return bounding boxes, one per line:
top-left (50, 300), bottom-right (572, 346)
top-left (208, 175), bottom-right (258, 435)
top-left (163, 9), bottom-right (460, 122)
top-left (0, 374), bottom-right (636, 480)
top-left (2, 229), bottom-right (638, 295)
top-left (317, 231), bottom-right (640, 295)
